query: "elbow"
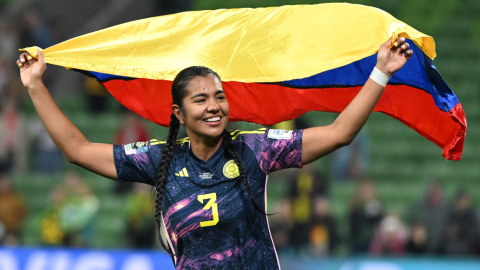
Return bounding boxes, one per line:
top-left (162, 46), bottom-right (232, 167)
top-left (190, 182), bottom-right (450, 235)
top-left (64, 153), bottom-right (78, 164)
top-left (336, 135), bottom-right (355, 148)
top-left (63, 147), bottom-right (84, 165)
top-left (62, 142), bottom-right (89, 165)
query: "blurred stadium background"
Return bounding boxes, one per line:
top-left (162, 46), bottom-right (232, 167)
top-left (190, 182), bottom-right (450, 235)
top-left (0, 0), bottom-right (479, 269)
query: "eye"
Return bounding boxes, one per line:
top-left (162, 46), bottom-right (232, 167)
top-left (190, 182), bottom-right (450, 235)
top-left (216, 95), bottom-right (226, 100)
top-left (195, 98), bottom-right (206, 103)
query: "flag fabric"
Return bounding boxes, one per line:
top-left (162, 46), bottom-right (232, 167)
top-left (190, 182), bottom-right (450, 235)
top-left (21, 3), bottom-right (466, 160)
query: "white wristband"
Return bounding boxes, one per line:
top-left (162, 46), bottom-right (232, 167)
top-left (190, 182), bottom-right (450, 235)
top-left (369, 67), bottom-right (391, 87)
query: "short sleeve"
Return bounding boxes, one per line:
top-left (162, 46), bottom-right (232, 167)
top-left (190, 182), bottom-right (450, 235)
top-left (113, 140), bottom-right (163, 186)
top-left (240, 129), bottom-right (303, 174)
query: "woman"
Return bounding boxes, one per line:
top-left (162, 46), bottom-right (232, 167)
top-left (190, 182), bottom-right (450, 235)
top-left (17, 37), bottom-right (412, 269)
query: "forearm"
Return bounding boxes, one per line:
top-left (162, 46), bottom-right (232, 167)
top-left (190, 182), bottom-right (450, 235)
top-left (301, 37), bottom-right (411, 164)
top-left (27, 82), bottom-right (89, 162)
top-left (331, 77), bottom-right (385, 145)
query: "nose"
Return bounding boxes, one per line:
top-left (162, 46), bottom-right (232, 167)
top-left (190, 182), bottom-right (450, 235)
top-left (206, 99), bottom-right (220, 112)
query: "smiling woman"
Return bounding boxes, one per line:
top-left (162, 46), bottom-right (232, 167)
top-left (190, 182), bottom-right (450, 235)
top-left (17, 36), bottom-right (412, 269)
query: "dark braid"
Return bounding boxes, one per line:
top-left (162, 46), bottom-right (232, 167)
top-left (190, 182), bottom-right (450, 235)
top-left (222, 130), bottom-right (270, 216)
top-left (154, 113), bottom-right (180, 257)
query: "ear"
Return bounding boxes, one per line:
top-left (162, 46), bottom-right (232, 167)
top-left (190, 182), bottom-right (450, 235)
top-left (172, 104), bottom-right (185, 125)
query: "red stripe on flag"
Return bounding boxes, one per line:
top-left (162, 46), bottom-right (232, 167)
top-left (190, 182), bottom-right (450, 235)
top-left (101, 79), bottom-right (466, 160)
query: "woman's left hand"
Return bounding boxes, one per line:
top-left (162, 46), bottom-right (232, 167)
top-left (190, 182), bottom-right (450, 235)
top-left (376, 37), bottom-right (413, 77)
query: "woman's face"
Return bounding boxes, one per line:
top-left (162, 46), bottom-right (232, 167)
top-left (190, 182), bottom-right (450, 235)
top-left (173, 74), bottom-right (229, 140)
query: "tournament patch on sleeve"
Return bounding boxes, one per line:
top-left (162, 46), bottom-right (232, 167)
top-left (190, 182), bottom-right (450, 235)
top-left (267, 129), bottom-right (293, 140)
top-left (124, 141), bottom-right (149, 155)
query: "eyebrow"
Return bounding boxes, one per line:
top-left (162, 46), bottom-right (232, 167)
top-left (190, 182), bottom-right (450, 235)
top-left (190, 90), bottom-right (225, 100)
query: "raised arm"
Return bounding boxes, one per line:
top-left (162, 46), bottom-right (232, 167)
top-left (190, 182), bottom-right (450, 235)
top-left (301, 37), bottom-right (413, 165)
top-left (17, 49), bottom-right (118, 179)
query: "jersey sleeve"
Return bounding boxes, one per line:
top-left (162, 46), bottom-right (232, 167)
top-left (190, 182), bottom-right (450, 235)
top-left (241, 129), bottom-right (303, 174)
top-left (113, 140), bottom-right (163, 186)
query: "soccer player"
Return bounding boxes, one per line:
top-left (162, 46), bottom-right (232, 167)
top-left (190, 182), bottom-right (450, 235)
top-left (17, 37), bottom-right (412, 269)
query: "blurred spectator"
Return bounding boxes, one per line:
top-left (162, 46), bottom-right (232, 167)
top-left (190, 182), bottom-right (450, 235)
top-left (19, 8), bottom-right (56, 88)
top-left (269, 199), bottom-right (293, 252)
top-left (85, 76), bottom-right (108, 114)
top-left (289, 164), bottom-right (327, 254)
top-left (0, 18), bottom-right (19, 62)
top-left (20, 9), bottom-right (53, 49)
top-left (406, 222), bottom-right (428, 254)
top-left (125, 183), bottom-right (156, 249)
top-left (40, 171), bottom-right (99, 247)
top-left (0, 97), bottom-right (27, 173)
top-left (437, 189), bottom-right (480, 255)
top-left (114, 111), bottom-right (150, 145)
top-left (309, 196), bottom-right (340, 257)
top-left (0, 174), bottom-right (26, 245)
top-left (0, 59), bottom-right (24, 103)
top-left (0, 58), bottom-right (14, 98)
top-left (330, 128), bottom-right (369, 181)
top-left (407, 180), bottom-right (448, 253)
top-left (113, 111), bottom-right (150, 194)
top-left (349, 179), bottom-right (384, 254)
top-left (369, 214), bottom-right (409, 256)
top-left (28, 115), bottom-right (64, 174)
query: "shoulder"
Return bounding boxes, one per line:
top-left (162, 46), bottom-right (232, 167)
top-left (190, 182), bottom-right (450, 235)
top-left (231, 128), bottom-right (303, 144)
top-left (118, 136), bottom-right (190, 156)
top-left (230, 128), bottom-right (267, 142)
top-left (149, 137), bottom-right (190, 148)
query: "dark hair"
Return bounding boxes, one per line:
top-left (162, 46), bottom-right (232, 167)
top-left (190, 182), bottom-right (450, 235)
top-left (153, 66), bottom-right (267, 259)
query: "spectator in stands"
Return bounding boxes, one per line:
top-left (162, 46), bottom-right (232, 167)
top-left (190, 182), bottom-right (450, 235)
top-left (84, 76), bottom-right (108, 114)
top-left (0, 97), bottom-right (27, 173)
top-left (309, 195), bottom-right (340, 257)
top-left (0, 174), bottom-right (26, 245)
top-left (113, 111), bottom-right (151, 194)
top-left (289, 164), bottom-right (327, 254)
top-left (0, 58), bottom-right (14, 98)
top-left (406, 222), bottom-right (428, 254)
top-left (28, 115), bottom-right (64, 174)
top-left (349, 179), bottom-right (384, 254)
top-left (269, 199), bottom-right (293, 253)
top-left (330, 128), bottom-right (369, 181)
top-left (437, 189), bottom-right (480, 255)
top-left (0, 18), bottom-right (19, 63)
top-left (369, 214), bottom-right (409, 256)
top-left (407, 180), bottom-right (448, 253)
top-left (20, 9), bottom-right (53, 49)
top-left (0, 57), bottom-right (24, 103)
top-left (125, 182), bottom-right (156, 249)
top-left (40, 171), bottom-right (99, 247)
top-left (114, 111), bottom-right (150, 145)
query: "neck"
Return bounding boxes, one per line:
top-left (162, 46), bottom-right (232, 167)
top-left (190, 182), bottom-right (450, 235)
top-left (188, 132), bottom-right (223, 161)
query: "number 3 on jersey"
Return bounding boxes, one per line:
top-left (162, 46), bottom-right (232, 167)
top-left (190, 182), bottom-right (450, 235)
top-left (197, 193), bottom-right (219, 227)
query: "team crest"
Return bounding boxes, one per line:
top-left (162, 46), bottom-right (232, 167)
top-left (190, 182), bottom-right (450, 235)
top-left (223, 160), bottom-right (240, 179)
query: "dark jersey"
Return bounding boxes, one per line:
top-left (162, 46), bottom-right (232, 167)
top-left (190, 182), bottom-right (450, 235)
top-left (114, 128), bottom-right (303, 269)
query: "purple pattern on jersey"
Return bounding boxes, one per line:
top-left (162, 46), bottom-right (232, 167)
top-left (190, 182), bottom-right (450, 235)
top-left (113, 129), bottom-right (303, 269)
top-left (240, 129), bottom-right (303, 174)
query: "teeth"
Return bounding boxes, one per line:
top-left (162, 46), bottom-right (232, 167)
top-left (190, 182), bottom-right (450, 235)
top-left (204, 117), bottom-right (221, 122)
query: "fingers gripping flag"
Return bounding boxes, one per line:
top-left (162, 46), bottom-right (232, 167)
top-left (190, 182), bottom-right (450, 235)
top-left (21, 3), bottom-right (466, 160)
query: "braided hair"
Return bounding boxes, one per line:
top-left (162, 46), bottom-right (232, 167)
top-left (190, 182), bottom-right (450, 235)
top-left (221, 130), bottom-right (268, 215)
top-left (154, 66), bottom-right (267, 258)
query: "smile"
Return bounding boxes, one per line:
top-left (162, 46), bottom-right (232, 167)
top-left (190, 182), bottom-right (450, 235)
top-left (203, 116), bottom-right (221, 123)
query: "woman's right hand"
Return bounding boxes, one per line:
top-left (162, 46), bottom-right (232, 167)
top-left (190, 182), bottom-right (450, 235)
top-left (17, 48), bottom-right (47, 90)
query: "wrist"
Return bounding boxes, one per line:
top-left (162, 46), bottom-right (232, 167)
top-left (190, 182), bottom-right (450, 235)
top-left (26, 81), bottom-right (46, 93)
top-left (374, 64), bottom-right (393, 78)
top-left (370, 66), bottom-right (391, 87)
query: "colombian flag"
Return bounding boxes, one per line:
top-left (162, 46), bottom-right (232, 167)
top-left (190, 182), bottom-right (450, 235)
top-left (21, 3), bottom-right (466, 160)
